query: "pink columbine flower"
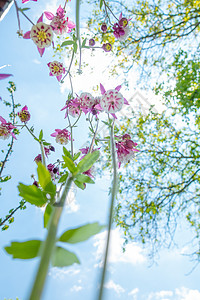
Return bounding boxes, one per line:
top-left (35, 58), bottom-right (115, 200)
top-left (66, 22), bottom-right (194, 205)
top-left (115, 134), bottom-right (139, 168)
top-left (113, 13), bottom-right (130, 41)
top-left (18, 106), bottom-right (31, 123)
top-left (51, 129), bottom-right (71, 145)
top-left (23, 14), bottom-right (53, 57)
top-left (99, 83), bottom-right (129, 116)
top-left (102, 43), bottom-right (112, 52)
top-left (0, 116), bottom-right (16, 140)
top-left (34, 154), bottom-right (42, 163)
top-left (44, 5), bottom-right (75, 35)
top-left (79, 92), bottom-right (96, 114)
top-left (47, 61), bottom-right (65, 81)
top-left (61, 98), bottom-right (81, 118)
top-left (47, 163), bottom-right (59, 179)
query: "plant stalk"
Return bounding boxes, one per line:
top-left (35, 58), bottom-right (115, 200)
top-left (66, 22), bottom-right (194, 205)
top-left (98, 121), bottom-right (118, 300)
top-left (28, 176), bottom-right (73, 300)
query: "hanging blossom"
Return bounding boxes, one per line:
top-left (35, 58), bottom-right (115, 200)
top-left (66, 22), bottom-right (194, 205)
top-left (18, 106), bottom-right (31, 123)
top-left (61, 98), bottom-right (81, 118)
top-left (51, 129), bottom-right (71, 145)
top-left (47, 164), bottom-right (59, 179)
top-left (113, 13), bottom-right (130, 41)
top-left (44, 5), bottom-right (75, 35)
top-left (47, 61), bottom-right (65, 81)
top-left (99, 83), bottom-right (129, 118)
top-left (115, 134), bottom-right (139, 168)
top-left (23, 14), bottom-right (53, 57)
top-left (0, 116), bottom-right (16, 140)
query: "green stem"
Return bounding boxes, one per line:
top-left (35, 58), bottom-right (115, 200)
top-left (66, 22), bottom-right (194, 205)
top-left (40, 143), bottom-right (46, 168)
top-left (75, 0), bottom-right (82, 72)
top-left (98, 121), bottom-right (118, 300)
top-left (28, 176), bottom-right (73, 300)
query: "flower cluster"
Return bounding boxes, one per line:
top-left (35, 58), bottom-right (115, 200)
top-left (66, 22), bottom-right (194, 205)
top-left (0, 116), bottom-right (16, 140)
top-left (115, 134), bottom-right (139, 167)
top-left (44, 5), bottom-right (75, 35)
top-left (47, 163), bottom-right (59, 179)
top-left (113, 13), bottom-right (130, 41)
top-left (61, 84), bottom-right (128, 119)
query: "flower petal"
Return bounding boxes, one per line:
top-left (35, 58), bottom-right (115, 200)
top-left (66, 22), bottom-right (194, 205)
top-left (111, 113), bottom-right (117, 119)
top-left (0, 74), bottom-right (12, 80)
top-left (119, 12), bottom-right (123, 20)
top-left (115, 85), bottom-right (121, 92)
top-left (100, 83), bottom-right (106, 95)
top-left (124, 98), bottom-right (129, 105)
top-left (23, 31), bottom-right (31, 39)
top-left (44, 11), bottom-right (54, 20)
top-left (56, 75), bottom-right (62, 81)
top-left (0, 116), bottom-right (6, 123)
top-left (37, 14), bottom-right (43, 23)
top-left (37, 47), bottom-right (45, 57)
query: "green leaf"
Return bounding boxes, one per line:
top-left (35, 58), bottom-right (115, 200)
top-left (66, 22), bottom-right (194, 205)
top-left (44, 204), bottom-right (53, 229)
top-left (43, 181), bottom-right (56, 201)
top-left (81, 38), bottom-right (87, 48)
top-left (77, 151), bottom-right (100, 173)
top-left (63, 147), bottom-right (72, 159)
top-left (74, 180), bottom-right (85, 190)
top-left (63, 156), bottom-right (77, 174)
top-left (61, 40), bottom-right (74, 47)
top-left (5, 240), bottom-right (42, 259)
top-left (37, 163), bottom-right (51, 189)
top-left (18, 183), bottom-right (47, 207)
top-left (73, 152), bottom-right (81, 161)
top-left (18, 7), bottom-right (30, 12)
top-left (58, 172), bottom-right (68, 183)
top-left (0, 175), bottom-right (11, 182)
top-left (51, 246), bottom-right (80, 267)
top-left (58, 222), bottom-right (105, 244)
top-left (39, 130), bottom-right (43, 141)
top-left (100, 0), bottom-right (103, 9)
top-left (75, 174), bottom-right (95, 184)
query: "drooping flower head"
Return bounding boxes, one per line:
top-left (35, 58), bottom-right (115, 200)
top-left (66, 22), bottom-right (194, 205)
top-left (34, 154), bottom-right (42, 163)
top-left (113, 13), bottom-right (130, 40)
top-left (101, 23), bottom-right (108, 33)
top-left (51, 129), bottom-right (71, 145)
top-left (102, 43), bottom-right (112, 52)
top-left (47, 61), bottom-right (65, 81)
top-left (115, 134), bottom-right (139, 168)
top-left (0, 116), bottom-right (16, 140)
top-left (44, 5), bottom-right (75, 35)
top-left (99, 84), bottom-right (129, 116)
top-left (61, 98), bottom-right (81, 118)
top-left (18, 106), bottom-right (31, 123)
top-left (47, 163), bottom-right (59, 179)
top-left (23, 14), bottom-right (53, 57)
top-left (89, 39), bottom-right (95, 46)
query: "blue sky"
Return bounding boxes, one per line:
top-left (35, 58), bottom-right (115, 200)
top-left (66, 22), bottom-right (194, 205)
top-left (0, 1), bottom-right (200, 300)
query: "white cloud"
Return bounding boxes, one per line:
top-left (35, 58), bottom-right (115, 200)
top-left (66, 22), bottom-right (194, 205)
top-left (175, 287), bottom-right (200, 300)
top-left (93, 228), bottom-right (146, 266)
top-left (148, 290), bottom-right (173, 300)
top-left (33, 59), bottom-right (41, 65)
top-left (105, 279), bottom-right (125, 295)
top-left (70, 285), bottom-right (83, 292)
top-left (49, 267), bottom-right (80, 280)
top-left (128, 288), bottom-right (139, 300)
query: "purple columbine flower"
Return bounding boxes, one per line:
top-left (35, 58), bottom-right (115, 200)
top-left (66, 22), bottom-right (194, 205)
top-left (89, 39), bottom-right (95, 46)
top-left (0, 116), bottom-right (16, 140)
top-left (51, 129), bottom-right (71, 145)
top-left (101, 23), bottom-right (107, 33)
top-left (102, 43), bottom-right (112, 52)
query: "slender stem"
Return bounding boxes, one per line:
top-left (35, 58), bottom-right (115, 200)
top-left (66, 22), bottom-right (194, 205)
top-left (14, 0), bottom-right (22, 33)
top-left (67, 114), bottom-right (74, 157)
top-left (89, 118), bottom-right (99, 153)
top-left (17, 4), bottom-right (35, 25)
top-left (63, 0), bottom-right (68, 10)
top-left (0, 202), bottom-right (25, 227)
top-left (75, 0), bottom-right (82, 72)
top-left (61, 51), bottom-right (75, 82)
top-left (25, 125), bottom-right (38, 141)
top-left (98, 120), bottom-right (118, 300)
top-left (28, 176), bottom-right (73, 300)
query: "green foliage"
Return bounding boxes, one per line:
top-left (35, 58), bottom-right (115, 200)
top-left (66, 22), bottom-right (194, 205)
top-left (58, 222), bottom-right (105, 244)
top-left (44, 204), bottom-right (53, 229)
top-left (18, 183), bottom-right (47, 207)
top-left (77, 150), bottom-right (100, 173)
top-left (51, 247), bottom-right (80, 267)
top-left (5, 240), bottom-right (42, 259)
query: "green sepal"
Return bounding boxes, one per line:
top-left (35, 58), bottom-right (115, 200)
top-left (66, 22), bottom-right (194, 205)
top-left (58, 222), bottom-right (105, 244)
top-left (4, 240), bottom-right (42, 259)
top-left (51, 246), bottom-right (80, 267)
